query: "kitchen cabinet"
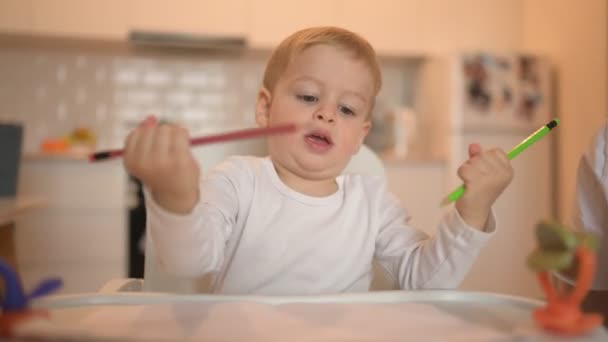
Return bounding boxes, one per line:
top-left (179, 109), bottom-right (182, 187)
top-left (247, 0), bottom-right (519, 56)
top-left (1, 0), bottom-right (248, 41)
top-left (335, 0), bottom-right (421, 56)
top-left (248, 0), bottom-right (340, 49)
top-left (29, 0), bottom-right (133, 40)
top-left (0, 0), bottom-right (32, 34)
top-left (248, 0), bottom-right (423, 55)
top-left (417, 0), bottom-right (522, 54)
top-left (385, 161), bottom-right (446, 236)
top-left (130, 0), bottom-right (249, 38)
top-left (1, 0), bottom-right (522, 57)
top-left (15, 157), bottom-right (129, 294)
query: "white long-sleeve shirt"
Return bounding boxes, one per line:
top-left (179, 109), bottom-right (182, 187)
top-left (146, 156), bottom-right (495, 295)
top-left (573, 123), bottom-right (608, 290)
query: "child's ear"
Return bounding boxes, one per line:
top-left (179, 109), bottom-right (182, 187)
top-left (354, 120), bottom-right (372, 154)
top-left (255, 88), bottom-right (272, 127)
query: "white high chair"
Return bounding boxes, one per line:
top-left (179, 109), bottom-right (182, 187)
top-left (101, 143), bottom-right (398, 293)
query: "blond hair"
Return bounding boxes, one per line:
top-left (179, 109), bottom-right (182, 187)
top-left (262, 27), bottom-right (382, 114)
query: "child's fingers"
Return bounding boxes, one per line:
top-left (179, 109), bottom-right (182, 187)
top-left (469, 143), bottom-right (482, 158)
top-left (123, 130), bottom-right (141, 172)
top-left (136, 126), bottom-right (156, 164)
top-left (476, 149), bottom-right (501, 171)
top-left (458, 161), bottom-right (483, 183)
top-left (140, 114), bottom-right (158, 128)
top-left (124, 115), bottom-right (159, 172)
top-left (468, 152), bottom-right (495, 172)
top-left (468, 143), bottom-right (483, 158)
top-left (172, 127), bottom-right (193, 166)
top-left (459, 150), bottom-right (508, 184)
top-left (492, 148), bottom-right (510, 168)
top-left (483, 149), bottom-right (513, 177)
top-left (152, 125), bottom-right (173, 163)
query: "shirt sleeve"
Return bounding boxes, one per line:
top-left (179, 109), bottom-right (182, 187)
top-left (572, 123), bottom-right (608, 290)
top-left (374, 185), bottom-right (496, 290)
top-left (144, 157), bottom-right (247, 278)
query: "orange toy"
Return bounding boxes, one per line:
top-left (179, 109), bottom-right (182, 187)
top-left (0, 310), bottom-right (50, 337)
top-left (528, 222), bottom-right (604, 335)
top-left (40, 138), bottom-right (69, 153)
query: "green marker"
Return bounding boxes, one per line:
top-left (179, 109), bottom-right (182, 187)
top-left (439, 118), bottom-right (560, 207)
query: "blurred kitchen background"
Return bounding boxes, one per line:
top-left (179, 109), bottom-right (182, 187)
top-left (0, 0), bottom-right (606, 298)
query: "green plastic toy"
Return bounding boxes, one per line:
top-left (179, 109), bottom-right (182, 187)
top-left (527, 221), bottom-right (603, 335)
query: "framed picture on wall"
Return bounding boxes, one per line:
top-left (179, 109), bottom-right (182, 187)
top-left (460, 53), bottom-right (552, 131)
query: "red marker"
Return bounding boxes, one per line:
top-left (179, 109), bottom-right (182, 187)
top-left (89, 123), bottom-right (297, 162)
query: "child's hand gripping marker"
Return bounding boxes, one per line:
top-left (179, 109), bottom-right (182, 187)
top-left (0, 257), bottom-right (62, 337)
top-left (527, 221), bottom-right (604, 335)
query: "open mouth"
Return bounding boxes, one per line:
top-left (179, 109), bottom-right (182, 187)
top-left (305, 131), bottom-right (333, 146)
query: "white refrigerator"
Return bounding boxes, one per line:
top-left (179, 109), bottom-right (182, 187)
top-left (417, 53), bottom-right (556, 298)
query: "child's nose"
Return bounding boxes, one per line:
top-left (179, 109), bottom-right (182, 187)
top-left (314, 108), bottom-right (336, 124)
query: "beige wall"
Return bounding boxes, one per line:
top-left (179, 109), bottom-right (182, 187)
top-left (522, 0), bottom-right (607, 222)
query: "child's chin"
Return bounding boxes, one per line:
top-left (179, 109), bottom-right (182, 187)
top-left (300, 158), bottom-right (345, 176)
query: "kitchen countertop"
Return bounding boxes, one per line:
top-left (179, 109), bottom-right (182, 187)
top-left (0, 196), bottom-right (47, 226)
top-left (23, 151), bottom-right (91, 162)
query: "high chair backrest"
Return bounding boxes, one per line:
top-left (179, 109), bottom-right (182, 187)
top-left (142, 142), bottom-right (391, 293)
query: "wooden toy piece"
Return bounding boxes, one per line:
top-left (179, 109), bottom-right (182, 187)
top-left (0, 257), bottom-right (62, 337)
top-left (527, 221), bottom-right (604, 335)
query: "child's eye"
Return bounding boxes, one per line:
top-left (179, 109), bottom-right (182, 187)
top-left (296, 94), bottom-right (318, 103)
top-left (339, 105), bottom-right (356, 116)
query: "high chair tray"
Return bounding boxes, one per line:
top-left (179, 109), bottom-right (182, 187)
top-left (21, 290), bottom-right (607, 341)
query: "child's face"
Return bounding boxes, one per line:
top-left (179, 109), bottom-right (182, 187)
top-left (256, 44), bottom-right (374, 180)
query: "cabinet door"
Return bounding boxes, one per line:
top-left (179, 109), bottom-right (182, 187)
top-left (0, 0), bottom-right (32, 34)
top-left (131, 0), bottom-right (248, 37)
top-left (19, 262), bottom-right (126, 294)
top-left (249, 0), bottom-right (340, 49)
top-left (385, 163), bottom-right (446, 236)
top-left (17, 160), bottom-right (129, 211)
top-left (30, 0), bottom-right (133, 40)
top-left (15, 210), bottom-right (127, 265)
top-left (336, 0), bottom-right (422, 56)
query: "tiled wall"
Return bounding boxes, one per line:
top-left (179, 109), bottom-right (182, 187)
top-left (0, 45), bottom-right (418, 154)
